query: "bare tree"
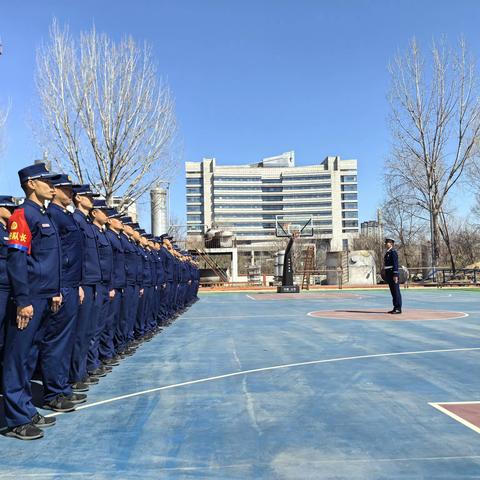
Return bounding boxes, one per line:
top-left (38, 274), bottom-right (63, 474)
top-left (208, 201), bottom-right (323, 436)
top-left (36, 20), bottom-right (177, 209)
top-left (387, 37), bottom-right (480, 267)
top-left (0, 102), bottom-right (9, 154)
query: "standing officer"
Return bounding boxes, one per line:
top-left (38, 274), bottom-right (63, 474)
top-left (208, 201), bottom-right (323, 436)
top-left (41, 174), bottom-right (87, 411)
top-left (86, 200), bottom-right (114, 377)
top-left (384, 238), bottom-right (402, 314)
top-left (3, 163), bottom-right (63, 440)
top-left (100, 208), bottom-right (125, 366)
top-left (70, 184), bottom-right (101, 389)
top-left (0, 196), bottom-right (16, 371)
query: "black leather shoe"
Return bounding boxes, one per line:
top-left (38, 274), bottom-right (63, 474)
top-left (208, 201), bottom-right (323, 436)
top-left (71, 382), bottom-right (89, 392)
top-left (388, 310), bottom-right (396, 314)
top-left (392, 309), bottom-right (402, 314)
top-left (32, 413), bottom-right (56, 428)
top-left (66, 393), bottom-right (87, 405)
top-left (42, 395), bottom-right (76, 413)
top-left (88, 368), bottom-right (107, 377)
top-left (83, 376), bottom-right (99, 385)
top-left (103, 357), bottom-right (120, 366)
top-left (5, 423), bottom-right (44, 440)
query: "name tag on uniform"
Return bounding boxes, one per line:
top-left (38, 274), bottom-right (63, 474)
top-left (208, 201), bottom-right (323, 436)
top-left (41, 223), bottom-right (50, 227)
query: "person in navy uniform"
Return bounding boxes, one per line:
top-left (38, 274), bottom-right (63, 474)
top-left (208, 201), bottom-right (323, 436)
top-left (70, 184), bottom-right (102, 389)
top-left (86, 200), bottom-right (114, 378)
top-left (100, 208), bottom-right (126, 366)
top-left (41, 174), bottom-right (87, 412)
top-left (384, 238), bottom-right (402, 314)
top-left (0, 196), bottom-right (16, 370)
top-left (2, 163), bottom-right (63, 440)
top-left (0, 195), bottom-right (16, 360)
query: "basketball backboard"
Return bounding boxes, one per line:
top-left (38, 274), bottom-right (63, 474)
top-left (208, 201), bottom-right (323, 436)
top-left (275, 215), bottom-right (314, 237)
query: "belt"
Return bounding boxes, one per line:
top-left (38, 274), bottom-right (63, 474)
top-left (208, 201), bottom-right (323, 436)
top-left (384, 266), bottom-right (393, 270)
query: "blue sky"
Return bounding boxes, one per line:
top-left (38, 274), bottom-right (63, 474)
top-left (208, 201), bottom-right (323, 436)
top-left (0, 0), bottom-right (479, 229)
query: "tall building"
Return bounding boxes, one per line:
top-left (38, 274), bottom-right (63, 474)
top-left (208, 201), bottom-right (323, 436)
top-left (150, 186), bottom-right (169, 236)
top-left (360, 209), bottom-right (384, 239)
top-left (186, 151), bottom-right (358, 252)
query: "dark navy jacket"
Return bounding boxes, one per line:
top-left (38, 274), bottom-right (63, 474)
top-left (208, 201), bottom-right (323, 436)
top-left (134, 243), bottom-right (144, 287)
top-left (73, 209), bottom-right (101, 285)
top-left (384, 248), bottom-right (399, 275)
top-left (48, 203), bottom-right (83, 288)
top-left (93, 225), bottom-right (113, 288)
top-left (7, 199), bottom-right (61, 307)
top-left (157, 248), bottom-right (167, 285)
top-left (105, 229), bottom-right (126, 289)
top-left (0, 222), bottom-right (10, 290)
top-left (164, 250), bottom-right (175, 283)
top-left (120, 233), bottom-right (137, 286)
top-left (141, 247), bottom-right (152, 287)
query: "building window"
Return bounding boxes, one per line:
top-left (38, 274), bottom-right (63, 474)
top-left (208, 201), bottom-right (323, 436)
top-left (283, 175), bottom-right (331, 181)
top-left (342, 220), bottom-right (358, 228)
top-left (262, 196), bottom-right (283, 202)
top-left (283, 184), bottom-right (331, 190)
top-left (186, 178), bottom-right (202, 185)
top-left (187, 214), bottom-right (203, 222)
top-left (186, 187), bottom-right (203, 194)
top-left (341, 175), bottom-right (357, 182)
top-left (342, 239), bottom-right (349, 250)
top-left (341, 184), bottom-right (357, 192)
top-left (187, 205), bottom-right (202, 212)
top-left (214, 176), bottom-right (261, 182)
top-left (342, 211), bottom-right (358, 219)
top-left (341, 193), bottom-right (357, 201)
top-left (262, 178), bottom-right (281, 183)
top-left (342, 202), bottom-right (358, 210)
top-left (261, 187), bottom-right (283, 192)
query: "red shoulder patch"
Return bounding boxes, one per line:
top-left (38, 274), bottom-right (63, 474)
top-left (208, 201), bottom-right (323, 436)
top-left (8, 208), bottom-right (32, 254)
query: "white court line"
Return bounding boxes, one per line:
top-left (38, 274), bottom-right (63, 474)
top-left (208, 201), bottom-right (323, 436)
top-left (246, 294), bottom-right (256, 301)
top-left (45, 346), bottom-right (480, 418)
top-left (307, 310), bottom-right (470, 322)
top-left (429, 402), bottom-right (480, 435)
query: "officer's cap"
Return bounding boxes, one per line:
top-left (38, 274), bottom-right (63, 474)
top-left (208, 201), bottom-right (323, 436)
top-left (105, 208), bottom-right (122, 218)
top-left (92, 199), bottom-right (109, 210)
top-left (50, 174), bottom-right (82, 188)
top-left (144, 233), bottom-right (154, 240)
top-left (18, 162), bottom-right (59, 184)
top-left (73, 184), bottom-right (100, 197)
top-left (120, 216), bottom-right (133, 224)
top-left (130, 222), bottom-right (140, 230)
top-left (0, 196), bottom-right (16, 208)
top-left (160, 233), bottom-right (173, 241)
top-left (384, 237), bottom-right (395, 244)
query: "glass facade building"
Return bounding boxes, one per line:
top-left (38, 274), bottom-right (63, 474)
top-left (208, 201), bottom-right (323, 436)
top-left (185, 151), bottom-right (359, 251)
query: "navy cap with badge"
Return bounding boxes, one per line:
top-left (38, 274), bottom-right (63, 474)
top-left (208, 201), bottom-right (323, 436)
top-left (18, 162), bottom-right (59, 184)
top-left (0, 196), bottom-right (17, 208)
top-left (73, 184), bottom-right (100, 197)
top-left (119, 216), bottom-right (133, 224)
top-left (92, 199), bottom-right (109, 210)
top-left (105, 208), bottom-right (122, 218)
top-left (384, 238), bottom-right (395, 244)
top-left (50, 174), bottom-right (82, 188)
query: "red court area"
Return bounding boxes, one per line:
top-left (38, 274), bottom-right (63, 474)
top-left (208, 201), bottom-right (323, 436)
top-left (248, 292), bottom-right (362, 300)
top-left (308, 308), bottom-right (468, 321)
top-left (434, 403), bottom-right (480, 433)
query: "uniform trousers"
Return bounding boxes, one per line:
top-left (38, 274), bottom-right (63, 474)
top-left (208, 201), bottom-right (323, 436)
top-left (386, 274), bottom-right (402, 310)
top-left (70, 285), bottom-right (96, 383)
top-left (114, 284), bottom-right (133, 353)
top-left (2, 298), bottom-right (50, 427)
top-left (0, 288), bottom-right (11, 362)
top-left (87, 284), bottom-right (110, 372)
top-left (125, 284), bottom-right (140, 344)
top-left (41, 287), bottom-right (79, 401)
top-left (99, 287), bottom-right (123, 361)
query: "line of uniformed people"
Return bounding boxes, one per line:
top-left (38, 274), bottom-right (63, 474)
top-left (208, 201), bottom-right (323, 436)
top-left (0, 162), bottom-right (200, 440)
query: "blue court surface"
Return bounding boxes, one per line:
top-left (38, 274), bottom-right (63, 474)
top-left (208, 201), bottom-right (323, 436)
top-left (2, 288), bottom-right (480, 479)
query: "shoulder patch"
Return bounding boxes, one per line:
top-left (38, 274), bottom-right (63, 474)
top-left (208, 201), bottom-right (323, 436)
top-left (8, 209), bottom-right (32, 254)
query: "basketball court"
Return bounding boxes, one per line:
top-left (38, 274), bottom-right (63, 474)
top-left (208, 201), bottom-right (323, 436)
top-left (1, 288), bottom-right (480, 478)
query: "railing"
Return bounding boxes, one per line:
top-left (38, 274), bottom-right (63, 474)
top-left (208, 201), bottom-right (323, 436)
top-left (404, 267), bottom-right (480, 287)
